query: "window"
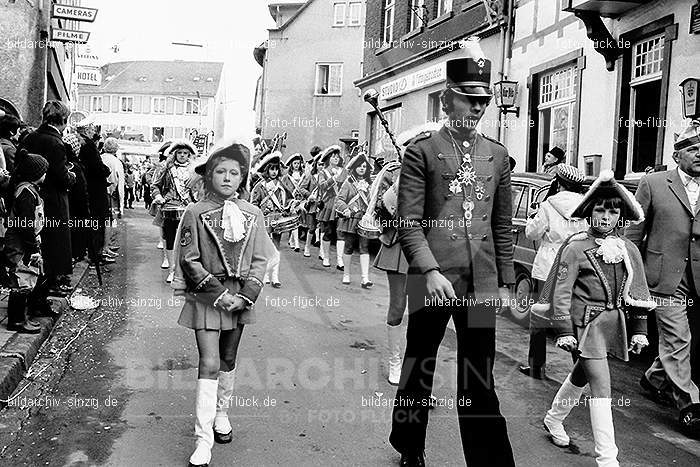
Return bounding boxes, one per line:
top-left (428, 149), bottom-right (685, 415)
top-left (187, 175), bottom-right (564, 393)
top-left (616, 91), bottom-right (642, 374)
top-left (511, 184), bottom-right (527, 220)
top-left (428, 91), bottom-right (446, 122)
top-left (91, 96), bottom-right (103, 112)
top-left (333, 2), bottom-right (346, 26)
top-left (370, 106), bottom-right (402, 156)
top-left (120, 96), bottom-right (134, 113)
top-left (437, 0), bottom-right (452, 17)
top-left (383, 0), bottom-right (395, 45)
top-left (627, 34), bottom-right (665, 173)
top-left (185, 98), bottom-right (200, 115)
top-left (152, 97), bottom-right (166, 114)
top-left (348, 2), bottom-right (362, 26)
top-left (315, 63), bottom-right (343, 96)
top-left (410, 0), bottom-right (425, 31)
top-left (537, 65), bottom-right (577, 165)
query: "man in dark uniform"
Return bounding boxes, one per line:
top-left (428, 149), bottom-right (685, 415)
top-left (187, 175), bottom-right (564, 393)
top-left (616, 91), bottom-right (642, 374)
top-left (390, 43), bottom-right (516, 466)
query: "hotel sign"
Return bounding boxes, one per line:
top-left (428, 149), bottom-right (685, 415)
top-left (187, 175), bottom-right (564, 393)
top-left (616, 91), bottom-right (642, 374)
top-left (379, 62), bottom-right (446, 101)
top-left (74, 66), bottom-right (102, 86)
top-left (52, 4), bottom-right (99, 22)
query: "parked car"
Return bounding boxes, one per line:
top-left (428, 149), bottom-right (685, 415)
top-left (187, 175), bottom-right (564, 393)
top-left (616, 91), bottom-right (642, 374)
top-left (506, 172), bottom-right (640, 327)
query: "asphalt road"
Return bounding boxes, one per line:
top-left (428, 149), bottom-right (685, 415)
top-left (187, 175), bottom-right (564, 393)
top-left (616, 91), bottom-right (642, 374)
top-left (0, 207), bottom-right (698, 466)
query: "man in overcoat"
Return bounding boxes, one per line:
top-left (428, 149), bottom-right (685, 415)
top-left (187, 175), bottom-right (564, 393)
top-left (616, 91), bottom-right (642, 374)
top-left (20, 101), bottom-right (76, 296)
top-left (626, 121), bottom-right (700, 435)
top-left (390, 41), bottom-right (515, 466)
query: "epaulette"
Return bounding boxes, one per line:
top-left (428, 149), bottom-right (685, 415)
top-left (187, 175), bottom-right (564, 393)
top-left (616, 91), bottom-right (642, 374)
top-left (409, 131), bottom-right (434, 145)
top-left (481, 133), bottom-right (507, 149)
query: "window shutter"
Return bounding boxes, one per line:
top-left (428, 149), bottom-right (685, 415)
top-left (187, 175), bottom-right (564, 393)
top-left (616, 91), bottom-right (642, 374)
top-left (691, 4), bottom-right (700, 34)
top-left (166, 97), bottom-right (175, 114)
top-left (175, 99), bottom-right (184, 115)
top-left (110, 95), bottom-right (118, 112)
top-left (142, 96), bottom-right (151, 113)
top-left (200, 99), bottom-right (208, 116)
top-left (329, 65), bottom-right (342, 94)
top-left (134, 96), bottom-right (142, 113)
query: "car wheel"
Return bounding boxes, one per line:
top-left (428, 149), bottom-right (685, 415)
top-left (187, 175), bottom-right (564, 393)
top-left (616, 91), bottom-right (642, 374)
top-left (508, 269), bottom-right (535, 327)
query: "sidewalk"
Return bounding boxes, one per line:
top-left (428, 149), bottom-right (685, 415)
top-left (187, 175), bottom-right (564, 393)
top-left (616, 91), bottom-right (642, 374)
top-left (0, 261), bottom-right (90, 404)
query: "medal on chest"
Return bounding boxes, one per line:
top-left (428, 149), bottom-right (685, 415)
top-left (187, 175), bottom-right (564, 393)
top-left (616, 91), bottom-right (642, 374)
top-left (447, 137), bottom-right (482, 220)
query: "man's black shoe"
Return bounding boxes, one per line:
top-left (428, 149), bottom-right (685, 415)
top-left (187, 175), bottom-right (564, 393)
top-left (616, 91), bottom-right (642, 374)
top-left (518, 364), bottom-right (545, 380)
top-left (399, 451), bottom-right (425, 467)
top-left (679, 403), bottom-right (700, 436)
top-left (639, 375), bottom-right (674, 407)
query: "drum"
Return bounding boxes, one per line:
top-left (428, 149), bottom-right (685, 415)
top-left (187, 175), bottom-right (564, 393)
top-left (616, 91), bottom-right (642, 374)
top-left (358, 215), bottom-right (381, 240)
top-left (270, 215), bottom-right (300, 234)
top-left (162, 207), bottom-right (185, 221)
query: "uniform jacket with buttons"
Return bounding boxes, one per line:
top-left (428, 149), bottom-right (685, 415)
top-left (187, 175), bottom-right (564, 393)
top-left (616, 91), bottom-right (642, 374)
top-left (172, 196), bottom-right (270, 308)
top-left (625, 170), bottom-right (700, 296)
top-left (532, 230), bottom-right (654, 339)
top-left (398, 126), bottom-right (515, 302)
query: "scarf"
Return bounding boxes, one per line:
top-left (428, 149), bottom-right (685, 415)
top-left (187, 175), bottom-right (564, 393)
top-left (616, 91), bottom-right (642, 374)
top-left (222, 199), bottom-right (246, 243)
top-left (171, 164), bottom-right (192, 202)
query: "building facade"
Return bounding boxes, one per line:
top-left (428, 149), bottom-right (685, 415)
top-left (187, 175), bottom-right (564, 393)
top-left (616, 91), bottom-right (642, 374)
top-left (76, 60), bottom-right (224, 145)
top-left (355, 0), bottom-right (507, 158)
top-left (505, 0), bottom-right (700, 178)
top-left (0, 0), bottom-right (83, 124)
top-left (255, 0), bottom-right (366, 156)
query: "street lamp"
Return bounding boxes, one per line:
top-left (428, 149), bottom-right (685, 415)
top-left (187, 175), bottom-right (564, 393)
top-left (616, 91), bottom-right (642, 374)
top-left (492, 79), bottom-right (520, 117)
top-left (680, 78), bottom-right (700, 119)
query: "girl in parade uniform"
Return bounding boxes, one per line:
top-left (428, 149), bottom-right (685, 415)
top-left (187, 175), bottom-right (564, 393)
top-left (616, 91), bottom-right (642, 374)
top-left (373, 122), bottom-right (441, 385)
top-left (335, 152), bottom-right (373, 288)
top-left (316, 145), bottom-right (346, 269)
top-left (299, 153), bottom-right (323, 258)
top-left (251, 152), bottom-right (292, 288)
top-left (151, 139), bottom-right (197, 283)
top-left (172, 142), bottom-right (272, 467)
top-left (150, 141), bottom-right (172, 257)
top-left (533, 170), bottom-right (655, 467)
top-left (281, 152), bottom-right (306, 252)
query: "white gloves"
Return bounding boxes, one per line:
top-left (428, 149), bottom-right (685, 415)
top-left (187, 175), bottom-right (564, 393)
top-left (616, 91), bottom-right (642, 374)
top-left (556, 336), bottom-right (578, 351)
top-left (629, 334), bottom-right (649, 354)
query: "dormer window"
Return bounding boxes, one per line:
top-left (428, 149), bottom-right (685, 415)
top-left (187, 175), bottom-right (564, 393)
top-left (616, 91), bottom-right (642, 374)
top-left (138, 76), bottom-right (147, 82)
top-left (206, 77), bottom-right (214, 82)
top-left (165, 77), bottom-right (174, 82)
top-left (193, 76), bottom-right (201, 81)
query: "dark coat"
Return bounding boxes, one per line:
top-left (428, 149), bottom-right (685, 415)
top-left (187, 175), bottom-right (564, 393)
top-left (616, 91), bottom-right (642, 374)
top-left (625, 169), bottom-right (700, 296)
top-left (79, 137), bottom-right (110, 221)
top-left (0, 137), bottom-right (16, 173)
top-left (20, 124), bottom-right (76, 277)
top-left (398, 126), bottom-right (515, 304)
top-left (67, 147), bottom-right (91, 260)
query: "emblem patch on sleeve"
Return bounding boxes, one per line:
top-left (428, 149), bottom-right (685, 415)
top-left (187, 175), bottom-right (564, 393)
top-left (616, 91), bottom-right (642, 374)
top-left (557, 262), bottom-right (569, 282)
top-left (180, 226), bottom-right (192, 247)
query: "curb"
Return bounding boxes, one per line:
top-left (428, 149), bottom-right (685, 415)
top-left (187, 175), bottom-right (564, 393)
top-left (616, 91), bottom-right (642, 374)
top-left (0, 263), bottom-right (90, 405)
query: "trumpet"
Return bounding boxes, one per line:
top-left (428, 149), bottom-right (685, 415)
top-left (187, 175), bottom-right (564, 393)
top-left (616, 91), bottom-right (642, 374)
top-left (363, 89), bottom-right (403, 162)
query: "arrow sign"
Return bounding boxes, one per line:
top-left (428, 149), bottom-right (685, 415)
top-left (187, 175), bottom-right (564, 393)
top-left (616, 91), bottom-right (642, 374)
top-left (52, 4), bottom-right (98, 22)
top-left (51, 28), bottom-right (91, 44)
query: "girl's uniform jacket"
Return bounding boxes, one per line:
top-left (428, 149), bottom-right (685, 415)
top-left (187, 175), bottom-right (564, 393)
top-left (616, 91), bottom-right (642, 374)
top-left (525, 191), bottom-right (588, 281)
top-left (172, 197), bottom-right (271, 310)
top-left (335, 176), bottom-right (370, 233)
top-left (299, 171), bottom-right (320, 213)
top-left (531, 230), bottom-right (655, 339)
top-left (151, 163), bottom-right (196, 210)
top-left (251, 178), bottom-right (292, 217)
top-left (317, 167), bottom-right (347, 222)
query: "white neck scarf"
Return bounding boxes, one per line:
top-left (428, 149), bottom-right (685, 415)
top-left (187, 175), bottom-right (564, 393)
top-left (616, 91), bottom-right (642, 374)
top-left (222, 199), bottom-right (246, 243)
top-left (595, 236), bottom-right (625, 264)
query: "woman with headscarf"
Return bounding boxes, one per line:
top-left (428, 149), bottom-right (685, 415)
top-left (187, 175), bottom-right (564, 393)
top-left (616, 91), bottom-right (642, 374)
top-left (151, 139), bottom-right (197, 283)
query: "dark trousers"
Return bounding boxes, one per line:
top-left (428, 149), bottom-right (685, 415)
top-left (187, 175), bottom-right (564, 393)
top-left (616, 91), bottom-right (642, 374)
top-left (390, 275), bottom-right (514, 466)
top-left (526, 279), bottom-right (547, 369)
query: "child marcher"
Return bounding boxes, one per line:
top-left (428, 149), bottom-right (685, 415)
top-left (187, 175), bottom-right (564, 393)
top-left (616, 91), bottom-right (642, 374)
top-left (171, 142), bottom-right (272, 467)
top-left (335, 151), bottom-right (373, 288)
top-left (3, 151), bottom-right (49, 333)
top-left (281, 152), bottom-right (306, 252)
top-left (532, 170), bottom-right (656, 466)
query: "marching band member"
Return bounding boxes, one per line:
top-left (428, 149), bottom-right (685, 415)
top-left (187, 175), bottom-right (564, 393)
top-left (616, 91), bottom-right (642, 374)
top-left (281, 152), bottom-right (306, 252)
top-left (151, 139), bottom-right (197, 283)
top-left (299, 153), bottom-right (323, 258)
top-left (316, 145), bottom-right (346, 269)
top-left (534, 171), bottom-right (653, 466)
top-left (373, 123), bottom-right (440, 385)
top-left (335, 152), bottom-right (373, 288)
top-left (172, 142), bottom-right (272, 467)
top-left (149, 141), bottom-right (172, 256)
top-left (251, 151), bottom-right (292, 288)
